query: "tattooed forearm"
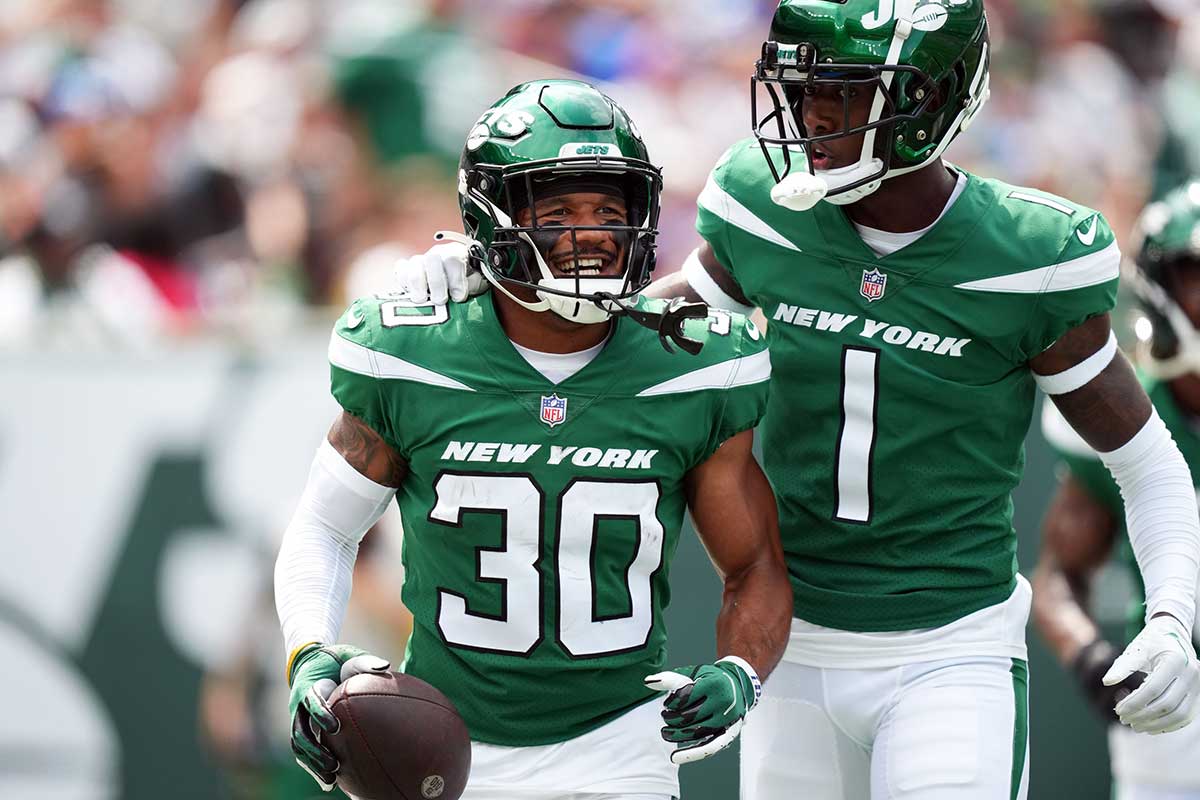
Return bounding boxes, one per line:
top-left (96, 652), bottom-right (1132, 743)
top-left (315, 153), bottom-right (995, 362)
top-left (327, 412), bottom-right (407, 487)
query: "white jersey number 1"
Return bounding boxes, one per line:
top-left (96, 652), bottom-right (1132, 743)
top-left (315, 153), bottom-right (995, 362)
top-left (834, 347), bottom-right (879, 524)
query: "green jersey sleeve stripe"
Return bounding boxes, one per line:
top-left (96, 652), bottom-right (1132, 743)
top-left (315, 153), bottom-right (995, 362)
top-left (954, 240), bottom-right (1120, 294)
top-left (637, 350), bottom-right (771, 396)
top-left (328, 331), bottom-right (476, 392)
top-left (1039, 400), bottom-right (1099, 460)
top-left (698, 175), bottom-right (802, 253)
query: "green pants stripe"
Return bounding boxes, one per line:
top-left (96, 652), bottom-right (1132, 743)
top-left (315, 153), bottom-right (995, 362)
top-left (1011, 658), bottom-right (1029, 800)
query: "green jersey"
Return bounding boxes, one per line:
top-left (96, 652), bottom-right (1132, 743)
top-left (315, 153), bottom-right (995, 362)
top-left (327, 293), bottom-right (769, 745)
top-left (1044, 378), bottom-right (1200, 646)
top-left (696, 139), bottom-right (1119, 632)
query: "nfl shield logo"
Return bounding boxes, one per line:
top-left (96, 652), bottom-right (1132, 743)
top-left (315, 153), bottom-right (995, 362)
top-left (540, 394), bottom-right (568, 427)
top-left (860, 268), bottom-right (887, 302)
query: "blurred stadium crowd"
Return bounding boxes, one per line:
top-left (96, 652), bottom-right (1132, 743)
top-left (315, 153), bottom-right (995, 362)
top-left (0, 0), bottom-right (1195, 350)
top-left (0, 0), bottom-right (1196, 351)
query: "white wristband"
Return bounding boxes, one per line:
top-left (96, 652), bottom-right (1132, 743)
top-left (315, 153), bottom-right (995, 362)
top-left (717, 655), bottom-right (763, 708)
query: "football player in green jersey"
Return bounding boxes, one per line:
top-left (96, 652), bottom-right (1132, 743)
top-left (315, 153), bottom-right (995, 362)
top-left (1035, 181), bottom-right (1200, 800)
top-left (398, 3), bottom-right (1200, 799)
top-left (274, 79), bottom-right (792, 800)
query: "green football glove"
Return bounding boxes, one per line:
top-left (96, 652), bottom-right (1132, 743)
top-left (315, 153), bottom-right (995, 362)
top-left (644, 656), bottom-right (762, 764)
top-left (286, 642), bottom-right (391, 791)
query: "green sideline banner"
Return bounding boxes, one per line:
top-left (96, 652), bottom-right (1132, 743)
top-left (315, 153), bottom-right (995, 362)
top-left (0, 338), bottom-right (1110, 799)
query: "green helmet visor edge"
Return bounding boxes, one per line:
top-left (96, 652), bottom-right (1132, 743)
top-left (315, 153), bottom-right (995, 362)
top-left (752, 42), bottom-right (939, 193)
top-left (463, 154), bottom-right (664, 308)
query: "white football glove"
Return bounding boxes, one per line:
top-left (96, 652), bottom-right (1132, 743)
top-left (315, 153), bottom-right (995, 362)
top-left (1103, 615), bottom-right (1200, 734)
top-left (395, 232), bottom-right (487, 304)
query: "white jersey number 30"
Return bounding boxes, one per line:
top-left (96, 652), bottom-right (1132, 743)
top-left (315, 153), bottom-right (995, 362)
top-left (430, 474), bottom-right (665, 657)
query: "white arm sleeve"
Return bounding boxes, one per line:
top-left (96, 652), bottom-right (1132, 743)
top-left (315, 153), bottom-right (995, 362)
top-left (1098, 409), bottom-right (1200, 630)
top-left (274, 440), bottom-right (397, 655)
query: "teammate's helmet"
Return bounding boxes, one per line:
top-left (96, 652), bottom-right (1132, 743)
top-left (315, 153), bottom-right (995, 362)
top-left (753, 0), bottom-right (990, 208)
top-left (458, 79), bottom-right (663, 325)
top-left (1129, 180), bottom-right (1200, 379)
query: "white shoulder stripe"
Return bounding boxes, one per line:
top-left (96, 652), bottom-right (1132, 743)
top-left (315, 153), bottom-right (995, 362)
top-left (328, 332), bottom-right (475, 392)
top-left (1007, 191), bottom-right (1075, 216)
top-left (682, 248), bottom-right (755, 315)
top-left (637, 349), bottom-right (771, 397)
top-left (954, 240), bottom-right (1120, 294)
top-left (1039, 398), bottom-right (1099, 459)
top-left (698, 175), bottom-right (802, 253)
top-left (1034, 331), bottom-right (1117, 395)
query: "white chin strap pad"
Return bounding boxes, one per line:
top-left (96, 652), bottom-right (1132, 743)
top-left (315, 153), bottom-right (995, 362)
top-left (539, 277), bottom-right (627, 324)
top-left (770, 172), bottom-right (827, 211)
top-left (770, 158), bottom-right (885, 212)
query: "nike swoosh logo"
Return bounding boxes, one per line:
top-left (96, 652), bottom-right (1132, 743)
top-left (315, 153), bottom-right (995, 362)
top-left (1077, 215), bottom-right (1098, 247)
top-left (345, 311), bottom-right (364, 329)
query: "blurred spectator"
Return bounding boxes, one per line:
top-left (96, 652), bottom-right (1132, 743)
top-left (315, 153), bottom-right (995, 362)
top-left (0, 0), bottom-right (1190, 349)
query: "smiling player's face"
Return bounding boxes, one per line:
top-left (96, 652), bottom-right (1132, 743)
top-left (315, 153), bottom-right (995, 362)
top-left (516, 192), bottom-right (629, 277)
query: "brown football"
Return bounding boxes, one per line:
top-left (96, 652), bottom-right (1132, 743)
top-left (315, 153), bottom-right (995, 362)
top-left (323, 671), bottom-right (471, 800)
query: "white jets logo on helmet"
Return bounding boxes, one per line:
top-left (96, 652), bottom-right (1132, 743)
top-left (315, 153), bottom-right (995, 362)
top-left (862, 0), bottom-right (961, 33)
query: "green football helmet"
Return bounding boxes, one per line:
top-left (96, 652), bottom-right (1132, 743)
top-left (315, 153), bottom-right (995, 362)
top-left (1129, 179), bottom-right (1200, 379)
top-left (752, 0), bottom-right (990, 208)
top-left (458, 81), bottom-right (665, 319)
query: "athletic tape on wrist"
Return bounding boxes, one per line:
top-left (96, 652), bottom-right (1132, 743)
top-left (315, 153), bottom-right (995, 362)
top-left (717, 655), bottom-right (763, 707)
top-left (286, 642), bottom-right (321, 684)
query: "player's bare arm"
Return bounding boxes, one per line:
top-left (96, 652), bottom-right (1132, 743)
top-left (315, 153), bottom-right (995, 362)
top-left (1031, 312), bottom-right (1200, 734)
top-left (645, 428), bottom-right (789, 765)
top-left (327, 411), bottom-right (408, 488)
top-left (1031, 314), bottom-right (1151, 453)
top-left (645, 243), bottom-right (752, 311)
top-left (684, 428), bottom-right (790, 679)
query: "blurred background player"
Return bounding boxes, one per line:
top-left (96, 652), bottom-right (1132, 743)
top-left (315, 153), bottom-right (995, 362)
top-left (274, 79), bottom-right (792, 800)
top-left (1036, 179), bottom-right (1200, 800)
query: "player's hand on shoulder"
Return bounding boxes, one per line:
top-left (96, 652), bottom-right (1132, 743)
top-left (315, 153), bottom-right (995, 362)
top-left (644, 656), bottom-right (762, 764)
top-left (395, 232), bottom-right (487, 304)
top-left (1103, 615), bottom-right (1200, 734)
top-left (287, 643), bottom-right (392, 790)
top-left (1072, 639), bottom-right (1143, 723)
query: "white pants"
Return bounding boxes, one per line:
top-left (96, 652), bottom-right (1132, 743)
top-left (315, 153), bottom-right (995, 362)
top-left (740, 655), bottom-right (1030, 800)
top-left (460, 698), bottom-right (677, 800)
top-left (1111, 715), bottom-right (1200, 799)
top-left (1115, 786), bottom-right (1200, 800)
